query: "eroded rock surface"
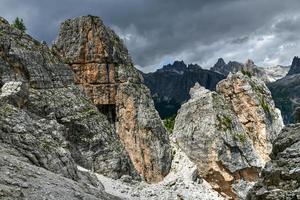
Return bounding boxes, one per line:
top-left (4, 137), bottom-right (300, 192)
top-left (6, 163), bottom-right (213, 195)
top-left (53, 15), bottom-right (172, 182)
top-left (247, 124), bottom-right (300, 200)
top-left (0, 14), bottom-right (137, 180)
top-left (174, 73), bottom-right (284, 199)
top-left (217, 73), bottom-right (284, 163)
top-left (0, 16), bottom-right (134, 199)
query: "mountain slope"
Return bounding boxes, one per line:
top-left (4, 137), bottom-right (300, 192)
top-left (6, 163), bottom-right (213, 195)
top-left (268, 74), bottom-right (300, 124)
top-left (287, 56), bottom-right (300, 76)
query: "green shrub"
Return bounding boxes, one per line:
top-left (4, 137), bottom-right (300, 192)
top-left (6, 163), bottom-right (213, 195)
top-left (163, 115), bottom-right (176, 133)
top-left (12, 17), bottom-right (26, 33)
top-left (260, 96), bottom-right (270, 114)
top-left (234, 133), bottom-right (247, 144)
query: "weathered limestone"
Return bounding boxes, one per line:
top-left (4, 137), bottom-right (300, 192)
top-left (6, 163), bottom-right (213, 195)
top-left (173, 73), bottom-right (284, 199)
top-left (53, 15), bottom-right (172, 182)
top-left (247, 124), bottom-right (300, 200)
top-left (217, 72), bottom-right (284, 163)
top-left (0, 15), bottom-right (138, 199)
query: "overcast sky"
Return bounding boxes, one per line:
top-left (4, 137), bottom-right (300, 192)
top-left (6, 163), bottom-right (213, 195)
top-left (1, 0), bottom-right (300, 72)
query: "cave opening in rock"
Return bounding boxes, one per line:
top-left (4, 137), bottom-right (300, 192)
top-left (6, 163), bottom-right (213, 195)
top-left (97, 104), bottom-right (117, 124)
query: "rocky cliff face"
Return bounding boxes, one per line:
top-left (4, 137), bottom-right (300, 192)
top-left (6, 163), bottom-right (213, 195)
top-left (287, 56), bottom-right (300, 76)
top-left (173, 72), bottom-right (284, 199)
top-left (247, 124), bottom-right (300, 200)
top-left (52, 15), bottom-right (171, 182)
top-left (142, 61), bottom-right (225, 118)
top-left (0, 16), bottom-right (121, 199)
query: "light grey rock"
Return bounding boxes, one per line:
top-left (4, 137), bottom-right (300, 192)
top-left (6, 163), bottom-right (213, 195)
top-left (173, 73), bottom-right (284, 199)
top-left (0, 15), bottom-right (138, 180)
top-left (0, 15), bottom-right (137, 199)
top-left (0, 153), bottom-right (120, 200)
top-left (247, 124), bottom-right (300, 200)
top-left (81, 141), bottom-right (225, 200)
top-left (0, 81), bottom-right (28, 108)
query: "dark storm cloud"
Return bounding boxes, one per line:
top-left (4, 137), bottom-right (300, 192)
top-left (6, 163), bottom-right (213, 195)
top-left (1, 0), bottom-right (300, 71)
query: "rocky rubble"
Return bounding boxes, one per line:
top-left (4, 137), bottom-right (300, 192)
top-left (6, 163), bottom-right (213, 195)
top-left (173, 72), bottom-right (284, 199)
top-left (247, 124), bottom-right (300, 199)
top-left (78, 141), bottom-right (225, 200)
top-left (53, 15), bottom-right (172, 182)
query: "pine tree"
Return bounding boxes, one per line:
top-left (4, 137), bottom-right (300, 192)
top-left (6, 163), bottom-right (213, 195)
top-left (12, 17), bottom-right (26, 33)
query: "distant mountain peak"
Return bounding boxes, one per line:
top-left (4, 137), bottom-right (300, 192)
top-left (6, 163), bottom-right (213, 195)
top-left (213, 58), bottom-right (226, 68)
top-left (245, 59), bottom-right (255, 67)
top-left (287, 56), bottom-right (300, 76)
top-left (160, 60), bottom-right (187, 72)
top-left (187, 63), bottom-right (202, 70)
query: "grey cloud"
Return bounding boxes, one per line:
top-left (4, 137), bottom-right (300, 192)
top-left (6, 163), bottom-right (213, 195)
top-left (1, 0), bottom-right (300, 71)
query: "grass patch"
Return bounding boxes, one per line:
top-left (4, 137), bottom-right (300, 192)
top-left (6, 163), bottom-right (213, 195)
top-left (217, 115), bottom-right (233, 132)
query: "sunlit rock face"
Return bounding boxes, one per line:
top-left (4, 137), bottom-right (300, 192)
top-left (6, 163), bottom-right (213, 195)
top-left (173, 73), bottom-right (283, 199)
top-left (53, 15), bottom-right (172, 183)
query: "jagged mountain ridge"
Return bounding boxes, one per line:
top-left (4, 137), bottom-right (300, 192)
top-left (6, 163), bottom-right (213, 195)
top-left (211, 58), bottom-right (290, 82)
top-left (143, 58), bottom-right (290, 119)
top-left (142, 61), bottom-right (226, 118)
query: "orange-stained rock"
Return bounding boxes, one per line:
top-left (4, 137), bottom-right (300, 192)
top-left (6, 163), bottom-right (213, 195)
top-left (174, 73), bottom-right (284, 199)
top-left (53, 15), bottom-right (171, 182)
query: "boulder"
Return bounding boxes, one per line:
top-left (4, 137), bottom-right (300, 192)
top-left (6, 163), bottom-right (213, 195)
top-left (173, 72), bottom-right (284, 199)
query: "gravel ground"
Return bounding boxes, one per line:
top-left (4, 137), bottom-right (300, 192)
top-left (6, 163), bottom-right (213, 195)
top-left (78, 140), bottom-right (225, 200)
